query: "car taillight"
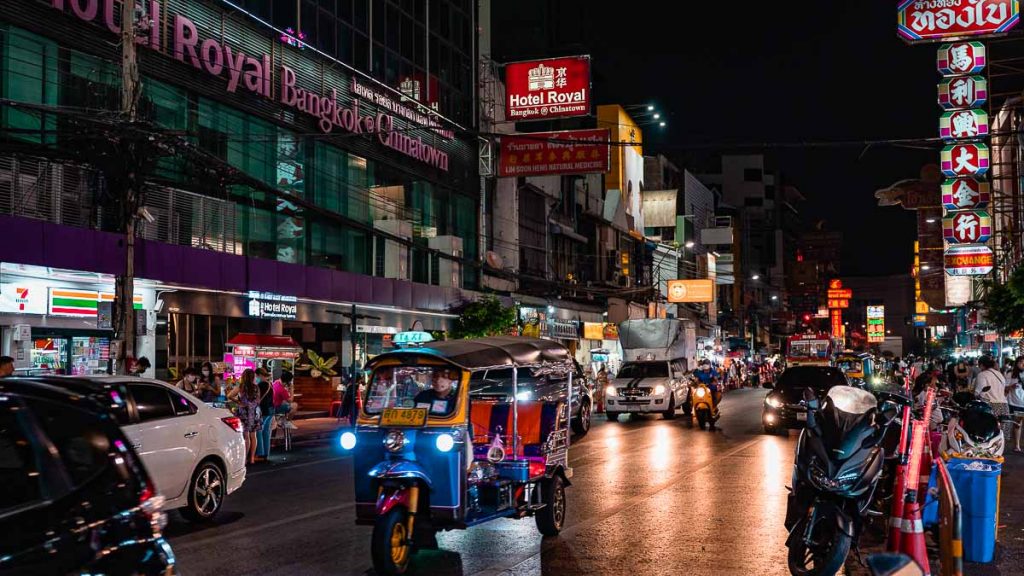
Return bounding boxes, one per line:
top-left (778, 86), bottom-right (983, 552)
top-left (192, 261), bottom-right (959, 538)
top-left (140, 484), bottom-right (155, 504)
top-left (139, 483), bottom-right (167, 531)
top-left (222, 416), bottom-right (244, 433)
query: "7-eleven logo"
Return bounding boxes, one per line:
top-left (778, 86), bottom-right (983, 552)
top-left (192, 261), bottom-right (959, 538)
top-left (15, 287), bottom-right (29, 311)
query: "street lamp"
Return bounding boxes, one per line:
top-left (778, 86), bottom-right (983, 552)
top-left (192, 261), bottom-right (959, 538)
top-left (751, 274), bottom-right (760, 281)
top-left (684, 240), bottom-right (695, 248)
top-left (771, 295), bottom-right (778, 301)
top-left (925, 218), bottom-right (937, 223)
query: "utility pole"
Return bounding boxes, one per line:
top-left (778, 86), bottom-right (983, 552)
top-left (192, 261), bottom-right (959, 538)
top-left (115, 0), bottom-right (141, 374)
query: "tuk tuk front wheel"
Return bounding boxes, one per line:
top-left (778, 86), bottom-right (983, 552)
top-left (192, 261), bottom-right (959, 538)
top-left (535, 475), bottom-right (566, 537)
top-left (371, 508), bottom-right (412, 575)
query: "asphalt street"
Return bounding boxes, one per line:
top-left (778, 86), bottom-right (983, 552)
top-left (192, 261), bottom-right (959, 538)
top-left (165, 388), bottom-right (806, 576)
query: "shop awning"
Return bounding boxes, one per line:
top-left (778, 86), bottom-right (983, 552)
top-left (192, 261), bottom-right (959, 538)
top-left (226, 334), bottom-right (301, 348)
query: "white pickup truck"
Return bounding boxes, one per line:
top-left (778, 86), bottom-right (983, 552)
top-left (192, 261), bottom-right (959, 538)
top-left (604, 319), bottom-right (697, 421)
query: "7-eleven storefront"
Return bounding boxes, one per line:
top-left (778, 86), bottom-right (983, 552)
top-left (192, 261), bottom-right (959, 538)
top-left (0, 264), bottom-right (154, 376)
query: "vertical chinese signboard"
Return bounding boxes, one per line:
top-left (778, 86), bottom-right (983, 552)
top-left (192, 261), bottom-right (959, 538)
top-left (827, 279), bottom-right (851, 341)
top-left (867, 305), bottom-right (886, 344)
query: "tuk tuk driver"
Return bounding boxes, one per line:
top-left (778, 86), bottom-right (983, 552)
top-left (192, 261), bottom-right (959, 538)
top-left (415, 367), bottom-right (460, 416)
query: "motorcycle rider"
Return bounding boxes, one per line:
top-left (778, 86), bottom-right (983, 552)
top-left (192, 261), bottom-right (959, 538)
top-left (694, 360), bottom-right (721, 408)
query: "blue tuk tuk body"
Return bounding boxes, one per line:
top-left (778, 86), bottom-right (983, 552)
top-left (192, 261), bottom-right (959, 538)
top-left (341, 336), bottom-right (574, 575)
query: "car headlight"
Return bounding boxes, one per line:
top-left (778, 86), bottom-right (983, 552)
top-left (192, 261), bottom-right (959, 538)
top-left (605, 385), bottom-right (617, 398)
top-left (653, 384), bottom-right (666, 396)
top-left (696, 387), bottom-right (707, 398)
top-left (765, 395), bottom-right (784, 408)
top-left (383, 430), bottom-right (406, 452)
top-left (436, 433), bottom-right (455, 452)
top-left (872, 377), bottom-right (882, 386)
top-left (516, 390), bottom-right (532, 401)
top-left (340, 431), bottom-right (357, 450)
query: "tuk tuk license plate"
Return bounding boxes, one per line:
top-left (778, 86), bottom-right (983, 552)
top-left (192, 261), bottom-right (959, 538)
top-left (380, 407), bottom-right (428, 427)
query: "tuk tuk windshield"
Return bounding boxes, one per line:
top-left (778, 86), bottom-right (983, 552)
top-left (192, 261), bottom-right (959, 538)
top-left (835, 358), bottom-right (864, 375)
top-left (364, 365), bottom-right (462, 417)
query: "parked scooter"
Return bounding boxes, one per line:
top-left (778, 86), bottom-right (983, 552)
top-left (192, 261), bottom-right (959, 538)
top-left (785, 386), bottom-right (908, 576)
top-left (939, 393), bottom-right (1007, 460)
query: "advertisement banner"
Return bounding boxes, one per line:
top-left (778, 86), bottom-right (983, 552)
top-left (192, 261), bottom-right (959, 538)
top-left (505, 56), bottom-right (591, 120)
top-left (666, 279), bottom-right (715, 303)
top-left (900, 2), bottom-right (1020, 42)
top-left (498, 129), bottom-right (610, 177)
top-left (944, 244), bottom-right (995, 275)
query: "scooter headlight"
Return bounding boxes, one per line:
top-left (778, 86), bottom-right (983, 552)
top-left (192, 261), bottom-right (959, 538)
top-left (383, 430), bottom-right (407, 453)
top-left (696, 387), bottom-right (707, 398)
top-left (808, 463), bottom-right (860, 493)
top-left (653, 384), bottom-right (666, 396)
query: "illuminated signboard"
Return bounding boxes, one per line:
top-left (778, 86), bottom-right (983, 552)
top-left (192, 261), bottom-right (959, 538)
top-left (505, 56), bottom-right (591, 121)
top-left (900, 5), bottom-right (1020, 43)
top-left (938, 75), bottom-right (988, 109)
top-left (944, 244), bottom-right (995, 275)
top-left (940, 143), bottom-right (990, 177)
top-left (942, 209), bottom-right (992, 244)
top-left (941, 177), bottom-right (990, 210)
top-left (939, 109), bottom-right (989, 141)
top-left (499, 129), bottom-right (610, 177)
top-left (867, 305), bottom-right (886, 344)
top-left (247, 291), bottom-right (298, 320)
top-left (666, 279), bottom-right (715, 303)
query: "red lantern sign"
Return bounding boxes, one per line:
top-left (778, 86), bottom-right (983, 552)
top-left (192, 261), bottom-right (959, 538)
top-left (900, 2), bottom-right (1020, 43)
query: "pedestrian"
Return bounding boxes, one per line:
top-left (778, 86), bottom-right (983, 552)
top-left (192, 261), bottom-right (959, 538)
top-left (0, 356), bottom-right (13, 378)
top-left (255, 367), bottom-right (275, 462)
top-left (974, 355), bottom-right (1014, 443)
top-left (176, 366), bottom-right (202, 396)
top-left (199, 361), bottom-right (223, 402)
top-left (228, 368), bottom-right (261, 465)
top-left (130, 356), bottom-right (151, 377)
top-left (1007, 357), bottom-right (1024, 453)
top-left (273, 370), bottom-right (297, 416)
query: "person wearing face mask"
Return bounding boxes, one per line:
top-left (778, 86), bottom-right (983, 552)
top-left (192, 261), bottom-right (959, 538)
top-left (176, 367), bottom-right (201, 396)
top-left (199, 361), bottom-right (223, 402)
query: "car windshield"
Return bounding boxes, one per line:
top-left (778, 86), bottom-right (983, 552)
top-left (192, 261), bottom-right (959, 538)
top-left (616, 362), bottom-right (668, 379)
top-left (835, 359), bottom-right (864, 374)
top-left (789, 340), bottom-right (830, 358)
top-left (364, 365), bottom-right (462, 416)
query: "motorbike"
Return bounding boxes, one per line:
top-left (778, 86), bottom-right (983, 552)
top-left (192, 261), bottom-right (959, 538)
top-left (785, 386), bottom-right (907, 576)
top-left (688, 376), bottom-right (719, 430)
top-left (939, 393), bottom-right (1007, 460)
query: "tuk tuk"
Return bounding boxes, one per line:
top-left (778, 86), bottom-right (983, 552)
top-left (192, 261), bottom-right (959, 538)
top-left (340, 336), bottom-right (574, 575)
top-left (834, 351), bottom-right (875, 389)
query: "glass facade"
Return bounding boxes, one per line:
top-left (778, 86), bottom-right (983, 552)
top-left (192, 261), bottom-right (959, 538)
top-left (0, 19), bottom-right (477, 288)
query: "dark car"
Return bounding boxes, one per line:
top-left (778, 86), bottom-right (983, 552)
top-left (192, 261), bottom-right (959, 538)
top-left (0, 378), bottom-right (176, 575)
top-left (469, 364), bottom-right (593, 435)
top-left (762, 366), bottom-right (850, 433)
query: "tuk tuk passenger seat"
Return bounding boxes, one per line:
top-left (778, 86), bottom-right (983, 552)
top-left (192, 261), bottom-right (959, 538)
top-left (470, 400), bottom-right (562, 460)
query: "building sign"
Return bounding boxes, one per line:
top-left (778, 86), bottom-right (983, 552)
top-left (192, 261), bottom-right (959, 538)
top-left (941, 177), bottom-right (990, 209)
top-left (831, 309), bottom-right (844, 338)
top-left (603, 323), bottom-right (619, 340)
top-left (867, 305), bottom-right (886, 344)
top-left (393, 331), bottom-right (434, 347)
top-left (938, 75), bottom-right (988, 109)
top-left (937, 42), bottom-right (988, 75)
top-left (943, 209), bottom-right (992, 243)
top-left (355, 325), bottom-right (399, 334)
top-left (0, 284), bottom-right (47, 315)
top-left (247, 291), bottom-right (298, 319)
top-left (944, 244), bottom-right (995, 275)
top-left (583, 322), bottom-right (605, 340)
top-left (939, 109), bottom-right (989, 140)
top-left (49, 289), bottom-right (142, 318)
top-left (900, 3), bottom-right (1020, 42)
top-left (548, 319), bottom-right (579, 340)
top-left (945, 274), bottom-right (972, 306)
top-left (49, 0), bottom-right (454, 172)
top-left (666, 279), bottom-right (715, 303)
top-left (940, 143), bottom-right (990, 176)
top-left (498, 129), bottom-right (610, 177)
top-left (505, 56), bottom-right (591, 120)
top-left (827, 298), bottom-right (850, 309)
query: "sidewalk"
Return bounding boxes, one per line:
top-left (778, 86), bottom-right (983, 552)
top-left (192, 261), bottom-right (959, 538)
top-left (270, 417), bottom-right (346, 447)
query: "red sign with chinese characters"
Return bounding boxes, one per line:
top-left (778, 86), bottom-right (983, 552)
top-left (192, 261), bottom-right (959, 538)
top-left (498, 129), bottom-right (610, 177)
top-left (505, 56), bottom-right (591, 120)
top-left (831, 309), bottom-right (844, 338)
top-left (899, 1), bottom-right (1021, 42)
top-left (943, 209), bottom-right (992, 243)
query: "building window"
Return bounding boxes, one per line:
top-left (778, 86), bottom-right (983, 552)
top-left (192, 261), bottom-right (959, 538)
top-left (743, 168), bottom-right (762, 182)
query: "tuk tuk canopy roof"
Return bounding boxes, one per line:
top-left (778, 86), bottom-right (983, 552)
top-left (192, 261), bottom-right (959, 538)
top-left (369, 336), bottom-right (575, 371)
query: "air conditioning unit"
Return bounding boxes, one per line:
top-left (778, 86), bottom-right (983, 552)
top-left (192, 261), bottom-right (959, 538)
top-left (373, 219), bottom-right (412, 280)
top-left (428, 235), bottom-right (463, 287)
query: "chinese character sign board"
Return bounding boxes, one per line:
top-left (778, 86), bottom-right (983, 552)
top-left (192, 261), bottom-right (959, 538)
top-left (938, 75), bottom-right (988, 109)
top-left (900, 4), bottom-right (1020, 42)
top-left (937, 42), bottom-right (988, 75)
top-left (505, 56), bottom-right (591, 120)
top-left (941, 177), bottom-right (990, 210)
top-left (867, 305), bottom-right (885, 344)
top-left (940, 143), bottom-right (990, 176)
top-left (498, 129), bottom-right (610, 177)
top-left (942, 209), bottom-right (992, 243)
top-left (939, 109), bottom-right (989, 140)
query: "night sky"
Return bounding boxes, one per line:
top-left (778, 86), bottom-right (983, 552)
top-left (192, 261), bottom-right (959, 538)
top-left (506, 1), bottom-right (957, 276)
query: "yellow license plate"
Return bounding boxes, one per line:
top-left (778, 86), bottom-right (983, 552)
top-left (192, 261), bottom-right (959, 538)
top-left (380, 407), bottom-right (428, 427)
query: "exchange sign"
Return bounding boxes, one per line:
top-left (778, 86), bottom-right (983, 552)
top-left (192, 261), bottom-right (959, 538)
top-left (944, 244), bottom-right (995, 275)
top-left (939, 109), bottom-right (989, 140)
top-left (943, 209), bottom-right (992, 243)
top-left (936, 42), bottom-right (988, 75)
top-left (941, 177), bottom-right (990, 210)
top-left (900, 2), bottom-right (1020, 43)
top-left (505, 56), bottom-right (591, 121)
top-left (498, 129), bottom-right (610, 177)
top-left (940, 143), bottom-right (990, 176)
top-left (938, 75), bottom-right (988, 109)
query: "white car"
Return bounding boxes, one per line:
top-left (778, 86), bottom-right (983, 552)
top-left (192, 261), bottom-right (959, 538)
top-left (604, 360), bottom-right (690, 421)
top-left (54, 376), bottom-right (247, 522)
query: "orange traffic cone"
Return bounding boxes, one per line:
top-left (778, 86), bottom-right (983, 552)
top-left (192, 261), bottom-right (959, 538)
top-left (899, 499), bottom-right (932, 576)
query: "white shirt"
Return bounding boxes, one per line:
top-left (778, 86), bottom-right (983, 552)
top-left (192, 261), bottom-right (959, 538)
top-left (974, 368), bottom-right (1007, 404)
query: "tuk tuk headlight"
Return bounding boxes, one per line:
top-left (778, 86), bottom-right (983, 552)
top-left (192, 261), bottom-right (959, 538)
top-left (436, 433), bottom-right (455, 452)
top-left (340, 431), bottom-right (357, 450)
top-left (653, 384), bottom-right (666, 396)
top-left (383, 430), bottom-right (407, 452)
top-left (605, 385), bottom-right (617, 398)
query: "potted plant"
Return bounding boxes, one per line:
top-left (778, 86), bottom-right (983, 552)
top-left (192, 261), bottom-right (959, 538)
top-left (293, 350), bottom-right (340, 413)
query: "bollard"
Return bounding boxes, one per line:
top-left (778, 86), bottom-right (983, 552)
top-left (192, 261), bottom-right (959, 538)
top-left (888, 405), bottom-right (914, 551)
top-left (900, 421), bottom-right (932, 575)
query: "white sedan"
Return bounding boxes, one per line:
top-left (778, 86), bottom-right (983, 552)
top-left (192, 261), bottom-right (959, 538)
top-left (54, 376), bottom-right (247, 522)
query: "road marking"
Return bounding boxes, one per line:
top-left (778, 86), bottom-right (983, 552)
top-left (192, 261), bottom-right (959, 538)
top-left (246, 455), bottom-right (349, 478)
top-left (471, 435), bottom-right (765, 576)
top-left (171, 502), bottom-right (356, 553)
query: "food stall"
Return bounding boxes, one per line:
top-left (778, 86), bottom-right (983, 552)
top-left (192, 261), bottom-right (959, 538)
top-left (223, 334), bottom-right (303, 379)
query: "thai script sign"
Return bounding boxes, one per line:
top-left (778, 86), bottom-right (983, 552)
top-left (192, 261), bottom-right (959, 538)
top-left (938, 75), bottom-right (988, 109)
top-left (940, 143), bottom-right (990, 176)
top-left (943, 209), bottom-right (992, 243)
top-left (939, 109), bottom-right (989, 140)
top-left (944, 244), bottom-right (995, 275)
top-left (867, 305), bottom-right (886, 344)
top-left (505, 56), bottom-right (591, 120)
top-left (666, 279), bottom-right (714, 303)
top-left (899, 0), bottom-right (1020, 42)
top-left (937, 41), bottom-right (988, 75)
top-left (941, 177), bottom-right (990, 209)
top-left (498, 129), bottom-right (609, 177)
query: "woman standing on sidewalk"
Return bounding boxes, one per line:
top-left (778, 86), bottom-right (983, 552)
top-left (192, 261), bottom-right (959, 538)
top-left (255, 367), bottom-right (275, 462)
top-left (228, 368), bottom-right (262, 465)
top-left (1008, 357), bottom-right (1024, 453)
